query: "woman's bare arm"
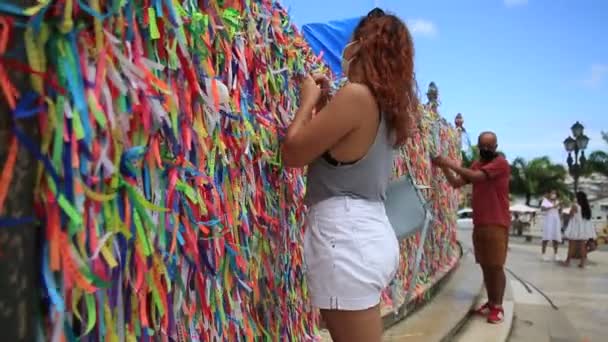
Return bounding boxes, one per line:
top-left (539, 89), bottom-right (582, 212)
top-left (281, 83), bottom-right (375, 168)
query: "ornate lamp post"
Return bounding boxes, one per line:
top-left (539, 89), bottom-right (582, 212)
top-left (454, 113), bottom-right (465, 132)
top-left (563, 121), bottom-right (590, 193)
top-left (426, 82), bottom-right (439, 111)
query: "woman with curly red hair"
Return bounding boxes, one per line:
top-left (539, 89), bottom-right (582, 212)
top-left (281, 8), bottom-right (419, 341)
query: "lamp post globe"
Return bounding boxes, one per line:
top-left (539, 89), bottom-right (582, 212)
top-left (577, 134), bottom-right (590, 150)
top-left (564, 122), bottom-right (589, 193)
top-left (563, 137), bottom-right (576, 152)
top-left (571, 121), bottom-right (584, 138)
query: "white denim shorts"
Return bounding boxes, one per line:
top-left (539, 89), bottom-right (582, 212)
top-left (304, 196), bottom-right (400, 311)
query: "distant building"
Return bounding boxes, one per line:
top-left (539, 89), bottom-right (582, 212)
top-left (589, 196), bottom-right (608, 221)
top-left (565, 173), bottom-right (608, 199)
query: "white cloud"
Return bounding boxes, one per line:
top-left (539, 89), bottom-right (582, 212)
top-left (582, 64), bottom-right (608, 88)
top-left (504, 0), bottom-right (528, 7)
top-left (407, 19), bottom-right (438, 38)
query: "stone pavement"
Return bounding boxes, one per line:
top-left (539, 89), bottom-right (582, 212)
top-left (322, 230), bottom-right (606, 341)
top-left (506, 242), bottom-right (608, 341)
top-left (383, 251), bottom-right (482, 341)
top-left (459, 227), bottom-right (608, 341)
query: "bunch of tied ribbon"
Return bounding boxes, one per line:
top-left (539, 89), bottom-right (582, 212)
top-left (385, 103), bottom-right (461, 310)
top-left (421, 107), bottom-right (460, 278)
top-left (0, 0), bottom-right (331, 340)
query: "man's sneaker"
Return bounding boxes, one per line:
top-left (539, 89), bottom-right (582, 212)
top-left (487, 305), bottom-right (504, 324)
top-left (471, 302), bottom-right (491, 316)
top-left (542, 254), bottom-right (550, 262)
top-left (554, 254), bottom-right (560, 262)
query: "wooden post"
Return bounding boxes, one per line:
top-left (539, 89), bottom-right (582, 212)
top-left (0, 1), bottom-right (40, 341)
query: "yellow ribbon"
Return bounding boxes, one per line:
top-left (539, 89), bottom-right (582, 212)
top-left (82, 182), bottom-right (117, 202)
top-left (59, 0), bottom-right (74, 33)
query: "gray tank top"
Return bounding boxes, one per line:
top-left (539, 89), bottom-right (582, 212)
top-left (304, 115), bottom-right (394, 206)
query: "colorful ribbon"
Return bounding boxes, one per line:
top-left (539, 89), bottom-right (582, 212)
top-left (0, 1), bottom-right (461, 340)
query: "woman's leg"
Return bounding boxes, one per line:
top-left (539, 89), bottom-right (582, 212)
top-left (552, 240), bottom-right (559, 255)
top-left (579, 241), bottom-right (587, 268)
top-left (564, 240), bottom-right (574, 265)
top-left (322, 305), bottom-right (382, 342)
top-left (541, 240), bottom-right (548, 254)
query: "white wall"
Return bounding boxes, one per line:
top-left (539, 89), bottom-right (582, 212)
top-left (590, 198), bottom-right (608, 220)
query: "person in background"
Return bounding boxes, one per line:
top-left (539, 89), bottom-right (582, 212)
top-left (540, 190), bottom-right (562, 261)
top-left (563, 191), bottom-right (596, 268)
top-left (519, 212), bottom-right (531, 236)
top-left (432, 131), bottom-right (511, 325)
top-left (281, 8), bottom-right (419, 341)
top-left (512, 213), bottom-right (522, 236)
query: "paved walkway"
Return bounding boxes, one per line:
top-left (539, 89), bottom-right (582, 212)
top-left (458, 228), bottom-right (608, 341)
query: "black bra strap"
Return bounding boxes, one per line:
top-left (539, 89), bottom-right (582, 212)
top-left (322, 111), bottom-right (382, 167)
top-left (322, 151), bottom-right (359, 166)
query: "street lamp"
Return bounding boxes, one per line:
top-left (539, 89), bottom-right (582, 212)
top-left (563, 121), bottom-right (589, 193)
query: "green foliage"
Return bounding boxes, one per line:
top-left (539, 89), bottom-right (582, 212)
top-left (584, 130), bottom-right (608, 177)
top-left (509, 131), bottom-right (606, 204)
top-left (586, 150), bottom-right (608, 177)
top-left (461, 148), bottom-right (478, 168)
top-left (510, 156), bottom-right (569, 205)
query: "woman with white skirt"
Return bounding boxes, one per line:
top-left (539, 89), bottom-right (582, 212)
top-left (563, 191), bottom-right (596, 268)
top-left (281, 8), bottom-right (419, 341)
top-left (541, 191), bottom-right (562, 261)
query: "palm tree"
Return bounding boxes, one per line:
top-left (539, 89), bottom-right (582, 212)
top-left (585, 131), bottom-right (608, 177)
top-left (510, 156), bottom-right (569, 205)
top-left (587, 150), bottom-right (608, 177)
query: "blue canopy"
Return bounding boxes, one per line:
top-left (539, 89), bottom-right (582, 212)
top-left (301, 17), bottom-right (361, 76)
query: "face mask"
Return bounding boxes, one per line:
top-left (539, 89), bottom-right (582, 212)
top-left (341, 41), bottom-right (357, 77)
top-left (479, 149), bottom-right (497, 161)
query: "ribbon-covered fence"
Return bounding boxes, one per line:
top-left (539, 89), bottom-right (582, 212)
top-left (0, 1), bottom-right (460, 341)
top-left (385, 102), bottom-right (461, 314)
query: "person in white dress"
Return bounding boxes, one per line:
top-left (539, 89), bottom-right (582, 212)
top-left (563, 191), bottom-right (596, 268)
top-left (540, 190), bottom-right (562, 261)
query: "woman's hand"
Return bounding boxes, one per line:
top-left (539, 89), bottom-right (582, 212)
top-left (300, 75), bottom-right (322, 108)
top-left (431, 156), bottom-right (447, 167)
top-left (432, 156), bottom-right (455, 169)
top-left (312, 73), bottom-right (331, 112)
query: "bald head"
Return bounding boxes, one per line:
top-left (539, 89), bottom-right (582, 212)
top-left (478, 131), bottom-right (498, 151)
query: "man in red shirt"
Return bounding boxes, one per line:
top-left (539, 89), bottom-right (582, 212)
top-left (433, 131), bottom-right (511, 324)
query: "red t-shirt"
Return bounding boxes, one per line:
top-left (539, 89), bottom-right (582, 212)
top-left (471, 156), bottom-right (511, 229)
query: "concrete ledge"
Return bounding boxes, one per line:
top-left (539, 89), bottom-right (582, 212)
top-left (452, 280), bottom-right (515, 342)
top-left (382, 249), bottom-right (483, 341)
top-left (454, 302), bottom-right (515, 342)
top-left (382, 244), bottom-right (462, 330)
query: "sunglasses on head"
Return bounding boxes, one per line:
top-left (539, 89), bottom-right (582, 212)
top-left (367, 8), bottom-right (385, 18)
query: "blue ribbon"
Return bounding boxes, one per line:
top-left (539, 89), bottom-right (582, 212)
top-left (0, 3), bottom-right (25, 16)
top-left (12, 126), bottom-right (61, 185)
top-left (13, 91), bottom-right (46, 119)
top-left (42, 243), bottom-right (66, 311)
top-left (0, 216), bottom-right (37, 227)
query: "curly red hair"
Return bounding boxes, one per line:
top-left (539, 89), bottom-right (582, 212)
top-left (351, 9), bottom-right (419, 146)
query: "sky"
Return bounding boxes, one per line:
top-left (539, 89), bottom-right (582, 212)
top-left (281, 0), bottom-right (608, 164)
